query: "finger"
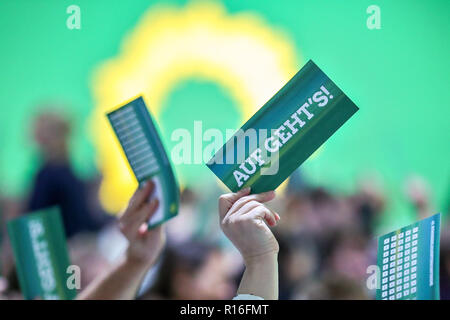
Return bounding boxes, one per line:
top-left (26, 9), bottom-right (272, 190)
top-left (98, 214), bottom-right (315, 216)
top-left (125, 198), bottom-right (158, 236)
top-left (138, 223), bottom-right (148, 235)
top-left (246, 206), bottom-right (278, 227)
top-left (229, 200), bottom-right (261, 218)
top-left (140, 223), bottom-right (164, 239)
top-left (126, 180), bottom-right (155, 214)
top-left (226, 190), bottom-right (275, 218)
top-left (123, 196), bottom-right (159, 230)
top-left (142, 198), bottom-right (160, 225)
top-left (121, 198), bottom-right (159, 237)
top-left (122, 180), bottom-right (155, 225)
top-left (218, 187), bottom-right (251, 219)
top-left (223, 191), bottom-right (275, 222)
top-left (275, 212), bottom-right (281, 221)
top-left (243, 205), bottom-right (277, 225)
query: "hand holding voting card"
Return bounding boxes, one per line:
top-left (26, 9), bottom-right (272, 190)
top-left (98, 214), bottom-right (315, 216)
top-left (377, 213), bottom-right (441, 300)
top-left (207, 60), bottom-right (359, 193)
top-left (7, 207), bottom-right (76, 300)
top-left (107, 96), bottom-right (179, 228)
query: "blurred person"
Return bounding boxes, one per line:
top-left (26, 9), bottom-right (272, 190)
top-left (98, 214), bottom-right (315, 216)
top-left (183, 184), bottom-right (227, 244)
top-left (404, 175), bottom-right (433, 220)
top-left (277, 234), bottom-right (319, 300)
top-left (0, 197), bottom-right (23, 298)
top-left (68, 233), bottom-right (112, 291)
top-left (286, 169), bottom-right (308, 195)
top-left (279, 188), bottom-right (355, 240)
top-left (165, 187), bottom-right (199, 244)
top-left (309, 188), bottom-right (356, 236)
top-left (349, 176), bottom-right (386, 236)
top-left (28, 108), bottom-right (110, 238)
top-left (0, 196), bottom-right (5, 299)
top-left (0, 195), bottom-right (4, 275)
top-left (0, 276), bottom-right (7, 299)
top-left (143, 241), bottom-right (235, 300)
top-left (325, 228), bottom-right (372, 283)
top-left (302, 273), bottom-right (368, 300)
top-left (275, 191), bottom-right (317, 236)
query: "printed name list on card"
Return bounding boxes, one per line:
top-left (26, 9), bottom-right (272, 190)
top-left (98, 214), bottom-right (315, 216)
top-left (107, 96), bottom-right (179, 228)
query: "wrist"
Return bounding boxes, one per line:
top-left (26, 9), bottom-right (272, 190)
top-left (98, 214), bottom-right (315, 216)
top-left (238, 251), bottom-right (279, 300)
top-left (243, 251), bottom-right (278, 268)
top-left (124, 247), bottom-right (155, 269)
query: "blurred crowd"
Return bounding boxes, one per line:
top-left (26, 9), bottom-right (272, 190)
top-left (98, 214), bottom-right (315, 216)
top-left (0, 109), bottom-right (448, 300)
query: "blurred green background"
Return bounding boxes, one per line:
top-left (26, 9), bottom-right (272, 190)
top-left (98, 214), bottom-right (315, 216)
top-left (0, 0), bottom-right (448, 231)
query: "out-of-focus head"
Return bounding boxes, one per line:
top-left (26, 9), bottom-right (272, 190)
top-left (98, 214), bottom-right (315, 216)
top-left (326, 229), bottom-right (372, 282)
top-left (440, 226), bottom-right (450, 277)
top-left (149, 241), bottom-right (235, 300)
top-left (278, 234), bottom-right (318, 285)
top-left (404, 175), bottom-right (431, 217)
top-left (303, 273), bottom-right (368, 300)
top-left (32, 107), bottom-right (71, 161)
top-left (68, 234), bottom-right (111, 290)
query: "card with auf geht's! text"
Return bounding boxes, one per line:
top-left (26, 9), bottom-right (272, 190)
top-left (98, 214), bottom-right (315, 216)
top-left (207, 60), bottom-right (359, 193)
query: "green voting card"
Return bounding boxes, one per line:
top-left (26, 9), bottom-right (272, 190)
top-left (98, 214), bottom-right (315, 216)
top-left (0, 209), bottom-right (4, 275)
top-left (376, 213), bottom-right (441, 300)
top-left (107, 96), bottom-right (179, 228)
top-left (207, 60), bottom-right (359, 193)
top-left (7, 207), bottom-right (76, 300)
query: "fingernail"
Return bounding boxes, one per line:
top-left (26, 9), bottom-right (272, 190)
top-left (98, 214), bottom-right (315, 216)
top-left (240, 187), bottom-right (251, 193)
top-left (150, 198), bottom-right (158, 207)
top-left (138, 223), bottom-right (148, 234)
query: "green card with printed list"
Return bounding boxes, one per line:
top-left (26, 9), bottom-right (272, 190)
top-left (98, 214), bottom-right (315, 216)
top-left (107, 96), bottom-right (179, 228)
top-left (376, 213), bottom-right (441, 300)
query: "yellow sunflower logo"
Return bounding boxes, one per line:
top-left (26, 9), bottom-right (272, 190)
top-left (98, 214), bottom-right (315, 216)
top-left (90, 1), bottom-right (299, 213)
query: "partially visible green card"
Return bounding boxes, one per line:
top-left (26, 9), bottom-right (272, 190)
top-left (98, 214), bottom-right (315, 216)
top-left (107, 96), bottom-right (179, 228)
top-left (376, 213), bottom-right (441, 300)
top-left (7, 207), bottom-right (76, 300)
top-left (0, 208), bottom-right (4, 275)
top-left (207, 60), bottom-right (359, 193)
